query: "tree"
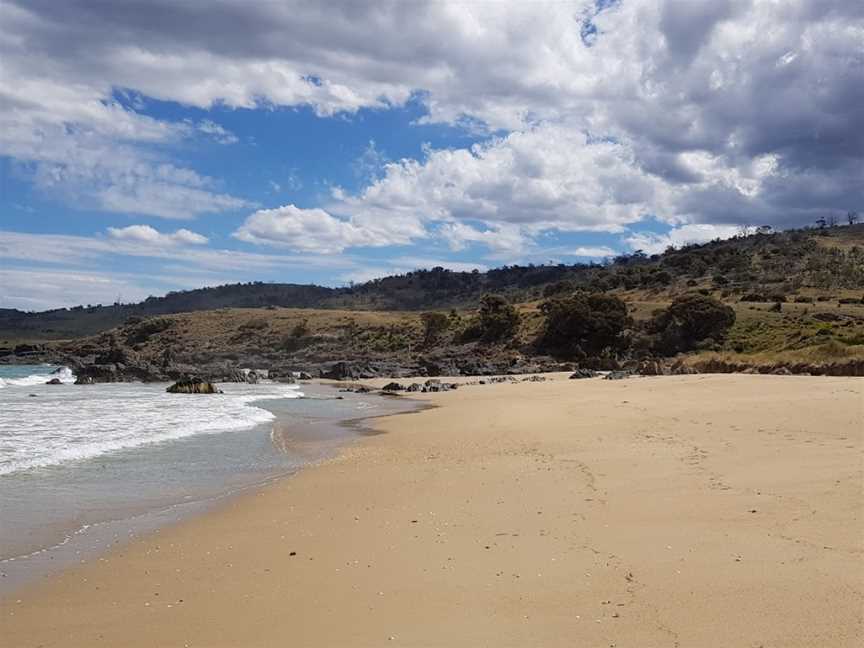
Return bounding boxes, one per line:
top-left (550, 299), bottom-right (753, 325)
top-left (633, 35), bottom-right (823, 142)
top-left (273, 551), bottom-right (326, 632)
top-left (475, 294), bottom-right (520, 342)
top-left (420, 312), bottom-right (450, 345)
top-left (539, 291), bottom-right (631, 357)
top-left (848, 211), bottom-right (860, 226)
top-left (650, 294), bottom-right (735, 353)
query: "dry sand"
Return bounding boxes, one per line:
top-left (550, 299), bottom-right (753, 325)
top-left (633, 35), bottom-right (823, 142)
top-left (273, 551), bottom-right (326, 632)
top-left (2, 374), bottom-right (862, 647)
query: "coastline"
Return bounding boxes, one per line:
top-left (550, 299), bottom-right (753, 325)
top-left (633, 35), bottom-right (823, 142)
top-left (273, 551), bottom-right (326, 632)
top-left (2, 374), bottom-right (862, 647)
top-left (0, 382), bottom-right (423, 594)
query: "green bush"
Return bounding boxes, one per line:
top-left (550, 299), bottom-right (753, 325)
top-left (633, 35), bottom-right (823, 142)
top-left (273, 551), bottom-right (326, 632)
top-left (467, 294), bottom-right (521, 343)
top-left (539, 291), bottom-right (631, 357)
top-left (651, 294), bottom-right (736, 353)
top-left (420, 312), bottom-right (451, 344)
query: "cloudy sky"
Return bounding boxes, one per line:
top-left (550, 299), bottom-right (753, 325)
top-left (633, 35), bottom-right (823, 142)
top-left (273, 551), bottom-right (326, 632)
top-left (1, 0), bottom-right (862, 310)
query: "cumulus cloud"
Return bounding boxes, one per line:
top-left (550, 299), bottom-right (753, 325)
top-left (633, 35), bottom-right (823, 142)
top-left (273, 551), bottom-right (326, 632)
top-left (107, 225), bottom-right (208, 246)
top-left (1, 0), bottom-right (862, 259)
top-left (234, 204), bottom-right (423, 254)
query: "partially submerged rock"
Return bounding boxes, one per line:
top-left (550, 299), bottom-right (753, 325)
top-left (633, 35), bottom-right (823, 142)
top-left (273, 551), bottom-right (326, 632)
top-left (166, 378), bottom-right (220, 394)
top-left (45, 378), bottom-right (63, 385)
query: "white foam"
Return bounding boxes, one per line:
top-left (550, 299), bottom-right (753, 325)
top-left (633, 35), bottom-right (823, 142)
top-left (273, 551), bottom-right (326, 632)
top-left (0, 366), bottom-right (75, 389)
top-left (0, 382), bottom-right (304, 475)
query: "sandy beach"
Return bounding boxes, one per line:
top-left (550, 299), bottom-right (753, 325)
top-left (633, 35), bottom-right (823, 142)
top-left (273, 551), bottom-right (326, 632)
top-left (2, 374), bottom-right (862, 647)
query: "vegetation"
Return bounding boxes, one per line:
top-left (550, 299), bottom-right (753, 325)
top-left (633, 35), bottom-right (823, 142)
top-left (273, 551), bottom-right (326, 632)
top-left (420, 312), bottom-right (451, 345)
top-left (538, 292), bottom-right (630, 358)
top-left (649, 294), bottom-right (736, 353)
top-left (463, 294), bottom-right (521, 343)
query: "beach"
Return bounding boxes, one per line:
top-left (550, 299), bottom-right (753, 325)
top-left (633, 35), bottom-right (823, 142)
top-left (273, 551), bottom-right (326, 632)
top-left (2, 374), bottom-right (862, 647)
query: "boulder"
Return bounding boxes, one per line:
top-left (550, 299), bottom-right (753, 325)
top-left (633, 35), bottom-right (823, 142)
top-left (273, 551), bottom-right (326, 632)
top-left (569, 369), bottom-right (597, 379)
top-left (381, 382), bottom-right (406, 392)
top-left (405, 383), bottom-right (424, 392)
top-left (521, 375), bottom-right (546, 382)
top-left (166, 377), bottom-right (220, 394)
top-left (638, 360), bottom-right (671, 376)
top-left (604, 370), bottom-right (632, 380)
top-left (45, 378), bottom-right (63, 385)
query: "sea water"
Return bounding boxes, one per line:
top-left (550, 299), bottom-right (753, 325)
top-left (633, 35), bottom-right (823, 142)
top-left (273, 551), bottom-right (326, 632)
top-left (0, 365), bottom-right (415, 591)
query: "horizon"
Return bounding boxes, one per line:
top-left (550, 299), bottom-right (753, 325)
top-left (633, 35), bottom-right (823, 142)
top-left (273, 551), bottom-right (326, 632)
top-left (2, 0), bottom-right (862, 311)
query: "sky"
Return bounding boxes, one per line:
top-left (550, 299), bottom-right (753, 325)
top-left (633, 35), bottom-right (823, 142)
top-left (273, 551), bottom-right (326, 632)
top-left (1, 0), bottom-right (862, 311)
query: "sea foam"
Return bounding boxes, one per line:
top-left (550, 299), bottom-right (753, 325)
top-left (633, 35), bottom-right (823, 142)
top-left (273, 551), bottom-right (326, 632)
top-left (0, 374), bottom-right (303, 475)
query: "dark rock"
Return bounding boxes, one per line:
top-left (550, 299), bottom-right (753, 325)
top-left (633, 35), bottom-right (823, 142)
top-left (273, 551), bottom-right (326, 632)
top-left (381, 382), bottom-right (406, 392)
top-left (637, 360), bottom-right (670, 376)
top-left (166, 378), bottom-right (220, 394)
top-left (604, 370), bottom-right (632, 380)
top-left (405, 383), bottom-right (423, 392)
top-left (321, 361), bottom-right (384, 380)
top-left (298, 371), bottom-right (313, 380)
top-left (45, 378), bottom-right (63, 385)
top-left (521, 375), bottom-right (546, 382)
top-left (569, 369), bottom-right (597, 379)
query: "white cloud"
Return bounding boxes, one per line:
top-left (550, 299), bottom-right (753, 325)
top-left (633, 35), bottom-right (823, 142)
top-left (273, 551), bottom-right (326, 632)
top-left (571, 246), bottom-right (617, 258)
top-left (233, 204), bottom-right (421, 254)
top-left (623, 224), bottom-right (742, 255)
top-left (1, 0), bottom-right (861, 264)
top-left (107, 225), bottom-right (208, 246)
top-left (0, 268), bottom-right (157, 311)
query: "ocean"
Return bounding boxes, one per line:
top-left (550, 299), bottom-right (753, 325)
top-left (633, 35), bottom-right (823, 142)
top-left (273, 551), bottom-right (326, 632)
top-left (0, 365), bottom-right (414, 591)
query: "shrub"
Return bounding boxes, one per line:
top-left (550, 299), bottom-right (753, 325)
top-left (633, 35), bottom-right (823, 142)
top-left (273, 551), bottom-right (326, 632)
top-left (651, 294), bottom-right (736, 354)
top-left (420, 312), bottom-right (451, 344)
top-left (794, 296), bottom-right (814, 303)
top-left (539, 291), bottom-right (631, 357)
top-left (239, 318), bottom-right (269, 331)
top-left (542, 280), bottom-right (575, 297)
top-left (472, 294), bottom-right (521, 342)
top-left (290, 319), bottom-right (310, 338)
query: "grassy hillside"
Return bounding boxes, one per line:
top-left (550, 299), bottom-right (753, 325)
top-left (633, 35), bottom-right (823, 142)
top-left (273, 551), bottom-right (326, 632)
top-left (2, 223), bottom-right (863, 346)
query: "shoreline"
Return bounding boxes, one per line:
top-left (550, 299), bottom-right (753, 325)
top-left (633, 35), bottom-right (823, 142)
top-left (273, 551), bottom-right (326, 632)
top-left (2, 374), bottom-right (862, 646)
top-left (0, 382), bottom-right (423, 594)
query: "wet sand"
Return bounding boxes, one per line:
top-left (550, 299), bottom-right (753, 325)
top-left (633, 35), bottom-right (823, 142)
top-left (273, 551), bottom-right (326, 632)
top-left (2, 374), bottom-right (862, 647)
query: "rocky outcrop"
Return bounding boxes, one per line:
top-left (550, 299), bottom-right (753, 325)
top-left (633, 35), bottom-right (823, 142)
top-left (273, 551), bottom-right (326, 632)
top-left (692, 358), bottom-right (864, 376)
top-left (166, 378), bottom-right (220, 394)
top-left (569, 369), bottom-right (598, 379)
top-left (604, 370), bottom-right (632, 380)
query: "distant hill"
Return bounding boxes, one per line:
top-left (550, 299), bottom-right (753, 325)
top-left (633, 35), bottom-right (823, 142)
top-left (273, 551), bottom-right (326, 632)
top-left (2, 223), bottom-right (863, 342)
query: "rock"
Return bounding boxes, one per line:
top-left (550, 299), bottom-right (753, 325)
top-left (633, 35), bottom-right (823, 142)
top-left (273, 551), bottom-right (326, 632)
top-left (381, 382), bottom-right (406, 392)
top-left (772, 366), bottom-right (793, 375)
top-left (321, 361), bottom-right (384, 380)
top-left (637, 360), bottom-right (670, 376)
top-left (166, 377), bottom-right (220, 394)
top-left (74, 375), bottom-right (95, 385)
top-left (298, 371), bottom-right (313, 380)
top-left (406, 383), bottom-right (423, 392)
top-left (521, 375), bottom-right (546, 382)
top-left (422, 382), bottom-right (458, 393)
top-left (604, 370), bottom-right (632, 380)
top-left (45, 378), bottom-right (63, 385)
top-left (569, 369), bottom-right (597, 379)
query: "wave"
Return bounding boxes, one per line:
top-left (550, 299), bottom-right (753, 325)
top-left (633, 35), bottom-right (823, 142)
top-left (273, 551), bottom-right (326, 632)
top-left (0, 383), bottom-right (304, 475)
top-left (0, 366), bottom-right (75, 389)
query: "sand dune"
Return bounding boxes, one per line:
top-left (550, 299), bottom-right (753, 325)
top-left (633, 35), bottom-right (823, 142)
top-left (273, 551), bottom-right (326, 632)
top-left (2, 374), bottom-right (862, 647)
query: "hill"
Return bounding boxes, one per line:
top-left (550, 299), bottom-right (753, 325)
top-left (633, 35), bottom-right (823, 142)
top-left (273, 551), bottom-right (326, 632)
top-left (3, 223), bottom-right (863, 343)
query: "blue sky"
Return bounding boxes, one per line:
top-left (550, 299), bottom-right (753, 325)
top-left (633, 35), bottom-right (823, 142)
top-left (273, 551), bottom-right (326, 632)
top-left (1, 1), bottom-right (861, 309)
